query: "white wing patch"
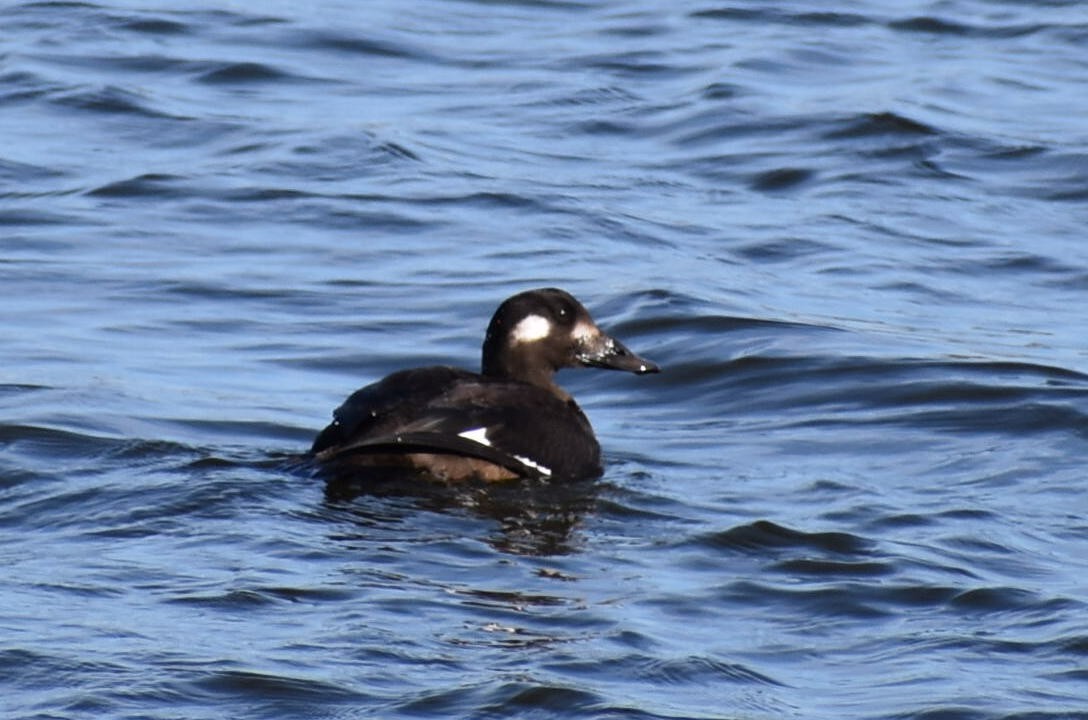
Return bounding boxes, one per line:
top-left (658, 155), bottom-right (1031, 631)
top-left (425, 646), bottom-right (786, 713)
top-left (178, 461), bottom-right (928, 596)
top-left (511, 314), bottom-right (552, 343)
top-left (458, 427), bottom-right (492, 447)
top-left (458, 428), bottom-right (552, 477)
top-left (512, 454), bottom-right (553, 477)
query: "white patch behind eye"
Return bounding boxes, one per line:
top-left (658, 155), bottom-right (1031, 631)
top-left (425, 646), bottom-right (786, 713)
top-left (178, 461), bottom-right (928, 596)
top-left (511, 314), bottom-right (552, 343)
top-left (458, 427), bottom-right (491, 447)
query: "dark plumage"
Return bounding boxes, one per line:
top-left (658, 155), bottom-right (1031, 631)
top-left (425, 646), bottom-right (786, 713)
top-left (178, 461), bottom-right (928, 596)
top-left (310, 288), bottom-right (659, 482)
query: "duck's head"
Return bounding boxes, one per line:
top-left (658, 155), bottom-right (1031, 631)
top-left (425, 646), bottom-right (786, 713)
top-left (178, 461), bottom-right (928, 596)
top-left (482, 288), bottom-right (659, 392)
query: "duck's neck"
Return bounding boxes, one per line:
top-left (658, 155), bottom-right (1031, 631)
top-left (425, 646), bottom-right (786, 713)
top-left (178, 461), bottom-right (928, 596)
top-left (482, 352), bottom-right (570, 402)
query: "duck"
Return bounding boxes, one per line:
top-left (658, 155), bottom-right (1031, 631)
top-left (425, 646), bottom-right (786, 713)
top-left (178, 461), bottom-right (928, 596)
top-left (310, 288), bottom-right (659, 482)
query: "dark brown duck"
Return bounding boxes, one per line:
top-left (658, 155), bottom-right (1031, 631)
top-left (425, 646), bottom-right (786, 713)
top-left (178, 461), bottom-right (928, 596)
top-left (310, 288), bottom-right (659, 482)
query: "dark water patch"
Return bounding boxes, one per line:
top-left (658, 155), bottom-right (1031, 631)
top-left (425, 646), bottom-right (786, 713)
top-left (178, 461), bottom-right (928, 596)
top-left (724, 579), bottom-right (1075, 620)
top-left (941, 535), bottom-right (1017, 557)
top-left (53, 85), bottom-right (187, 120)
top-left (1045, 185), bottom-right (1088, 202)
top-left (86, 173), bottom-right (186, 198)
top-left (982, 145), bottom-right (1049, 162)
top-left (690, 7), bottom-right (872, 28)
top-left (734, 235), bottom-right (834, 262)
top-left (62, 52), bottom-right (187, 74)
top-left (886, 708), bottom-right (990, 720)
top-left (572, 118), bottom-right (638, 136)
top-left (0, 70), bottom-right (57, 104)
top-left (456, 0), bottom-right (592, 8)
top-left (573, 51), bottom-right (699, 80)
top-left (592, 495), bottom-right (685, 525)
top-left (772, 558), bottom-right (895, 578)
top-left (948, 587), bottom-right (1048, 613)
top-left (471, 682), bottom-right (602, 716)
top-left (874, 280), bottom-right (974, 304)
top-left (0, 648), bottom-right (133, 701)
top-left (690, 520), bottom-right (873, 556)
top-left (701, 81), bottom-right (745, 100)
top-left (0, 208), bottom-right (86, 225)
top-left (119, 17), bottom-right (190, 35)
top-left (149, 279), bottom-right (303, 303)
top-left (0, 382), bottom-right (51, 395)
top-left (551, 651), bottom-right (784, 693)
top-left (168, 584), bottom-right (355, 609)
top-left (191, 668), bottom-right (365, 702)
top-left (794, 11), bottom-right (871, 27)
top-left (749, 166), bottom-right (816, 193)
top-left (877, 584), bottom-right (962, 609)
top-left (28, 580), bottom-right (126, 599)
top-left (1047, 669), bottom-right (1088, 684)
top-left (221, 186), bottom-right (312, 203)
top-left (868, 513), bottom-right (936, 530)
top-left (1, 0), bottom-right (101, 29)
top-left (291, 28), bottom-right (442, 63)
top-left (0, 158), bottom-right (65, 187)
top-left (937, 508), bottom-right (1001, 522)
top-left (720, 579), bottom-right (890, 619)
top-left (598, 19), bottom-right (670, 39)
top-left (0, 423), bottom-right (124, 462)
top-left (889, 16), bottom-right (972, 35)
top-left (9, 0), bottom-right (100, 8)
top-left (825, 111), bottom-right (937, 139)
top-left (666, 113), bottom-right (808, 149)
top-left (1059, 636), bottom-right (1088, 655)
top-left (544, 85), bottom-right (641, 107)
top-left (372, 140), bottom-right (420, 162)
top-left (632, 654), bottom-right (782, 687)
top-left (888, 16), bottom-right (1045, 39)
top-left (194, 61), bottom-right (294, 85)
top-left (943, 142), bottom-right (1088, 202)
top-left (395, 681), bottom-right (599, 717)
top-left (408, 191), bottom-right (549, 211)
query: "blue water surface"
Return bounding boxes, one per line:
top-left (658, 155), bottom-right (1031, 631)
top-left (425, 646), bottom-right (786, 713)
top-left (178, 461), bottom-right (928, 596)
top-left (2, 1), bottom-right (1087, 718)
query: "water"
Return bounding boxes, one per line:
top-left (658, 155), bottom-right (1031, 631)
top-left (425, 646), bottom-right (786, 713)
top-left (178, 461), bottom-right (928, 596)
top-left (2, 0), bottom-right (1087, 718)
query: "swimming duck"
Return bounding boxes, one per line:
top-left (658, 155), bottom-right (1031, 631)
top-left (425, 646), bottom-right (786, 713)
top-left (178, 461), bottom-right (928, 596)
top-left (310, 288), bottom-right (658, 482)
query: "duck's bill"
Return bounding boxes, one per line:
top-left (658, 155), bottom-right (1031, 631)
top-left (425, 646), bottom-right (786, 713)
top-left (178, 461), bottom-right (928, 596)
top-left (576, 334), bottom-right (660, 374)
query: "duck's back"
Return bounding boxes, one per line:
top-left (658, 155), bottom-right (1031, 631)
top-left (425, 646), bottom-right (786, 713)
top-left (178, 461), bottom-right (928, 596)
top-left (311, 365), bottom-right (602, 481)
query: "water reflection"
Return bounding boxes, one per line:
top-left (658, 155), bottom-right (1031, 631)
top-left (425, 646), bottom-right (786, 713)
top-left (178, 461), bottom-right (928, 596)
top-left (320, 469), bottom-right (599, 556)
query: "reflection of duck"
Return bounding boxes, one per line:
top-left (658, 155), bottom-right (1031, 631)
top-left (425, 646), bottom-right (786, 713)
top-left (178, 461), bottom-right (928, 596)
top-left (323, 476), bottom-right (601, 557)
top-left (311, 288), bottom-right (659, 483)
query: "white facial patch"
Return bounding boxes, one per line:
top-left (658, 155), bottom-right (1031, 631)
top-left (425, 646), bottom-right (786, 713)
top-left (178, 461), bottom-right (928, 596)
top-left (511, 314), bottom-right (552, 344)
top-left (458, 427), bottom-right (491, 447)
top-left (572, 321), bottom-right (599, 342)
